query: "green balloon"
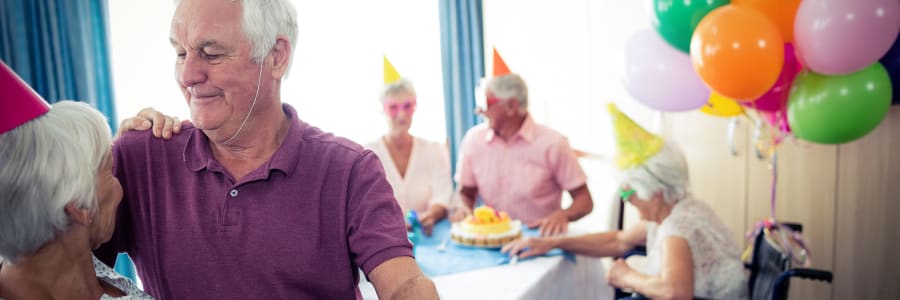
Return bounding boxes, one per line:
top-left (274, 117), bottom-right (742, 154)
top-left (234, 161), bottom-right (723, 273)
top-left (652, 0), bottom-right (729, 53)
top-left (787, 63), bottom-right (892, 144)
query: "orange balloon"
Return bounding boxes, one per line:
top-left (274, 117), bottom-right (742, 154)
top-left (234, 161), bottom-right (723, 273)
top-left (733, 0), bottom-right (801, 42)
top-left (691, 5), bottom-right (784, 101)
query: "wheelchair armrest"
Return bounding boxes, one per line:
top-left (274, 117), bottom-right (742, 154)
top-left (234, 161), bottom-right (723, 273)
top-left (617, 292), bottom-right (714, 300)
top-left (772, 268), bottom-right (833, 300)
top-left (622, 246), bottom-right (647, 259)
top-left (783, 268), bottom-right (833, 282)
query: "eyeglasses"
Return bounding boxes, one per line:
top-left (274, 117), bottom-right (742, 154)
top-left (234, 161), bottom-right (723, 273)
top-left (618, 188), bottom-right (635, 203)
top-left (383, 99), bottom-right (417, 117)
top-left (474, 86), bottom-right (505, 110)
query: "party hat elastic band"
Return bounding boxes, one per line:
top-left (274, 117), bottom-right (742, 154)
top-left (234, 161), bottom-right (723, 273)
top-left (384, 55), bottom-right (402, 85)
top-left (0, 60), bottom-right (51, 134)
top-left (607, 103), bottom-right (664, 170)
top-left (492, 48), bottom-right (511, 77)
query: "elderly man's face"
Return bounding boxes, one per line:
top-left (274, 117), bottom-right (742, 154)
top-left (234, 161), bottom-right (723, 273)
top-left (480, 90), bottom-right (513, 131)
top-left (170, 0), bottom-right (267, 134)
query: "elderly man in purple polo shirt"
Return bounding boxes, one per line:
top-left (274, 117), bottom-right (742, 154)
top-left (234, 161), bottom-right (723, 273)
top-left (95, 0), bottom-right (437, 299)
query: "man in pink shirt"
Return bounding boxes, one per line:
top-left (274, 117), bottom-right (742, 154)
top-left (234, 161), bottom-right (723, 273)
top-left (451, 58), bottom-right (594, 236)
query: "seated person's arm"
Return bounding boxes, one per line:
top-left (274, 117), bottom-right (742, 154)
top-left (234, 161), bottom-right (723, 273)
top-left (530, 184), bottom-right (594, 236)
top-left (450, 186), bottom-right (478, 222)
top-left (503, 221), bottom-right (647, 258)
top-left (368, 257), bottom-right (438, 300)
top-left (556, 220), bottom-right (646, 257)
top-left (419, 147), bottom-right (453, 235)
top-left (608, 236), bottom-right (693, 300)
top-left (417, 204), bottom-right (447, 236)
top-left (564, 184), bottom-right (594, 221)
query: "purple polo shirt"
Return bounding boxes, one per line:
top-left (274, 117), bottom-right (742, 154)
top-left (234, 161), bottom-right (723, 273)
top-left (95, 104), bottom-right (412, 299)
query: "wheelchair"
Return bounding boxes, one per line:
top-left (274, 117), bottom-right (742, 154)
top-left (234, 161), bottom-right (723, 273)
top-left (613, 201), bottom-right (832, 299)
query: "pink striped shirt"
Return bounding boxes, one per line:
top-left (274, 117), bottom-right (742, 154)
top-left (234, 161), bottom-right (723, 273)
top-left (455, 116), bottom-right (587, 224)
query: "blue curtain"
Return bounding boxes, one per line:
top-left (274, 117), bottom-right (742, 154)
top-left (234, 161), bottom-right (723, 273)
top-left (0, 0), bottom-right (117, 131)
top-left (439, 0), bottom-right (484, 179)
top-left (0, 0), bottom-right (133, 281)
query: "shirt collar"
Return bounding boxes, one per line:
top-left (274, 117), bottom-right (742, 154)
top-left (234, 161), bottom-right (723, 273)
top-left (183, 103), bottom-right (304, 178)
top-left (484, 114), bottom-right (535, 143)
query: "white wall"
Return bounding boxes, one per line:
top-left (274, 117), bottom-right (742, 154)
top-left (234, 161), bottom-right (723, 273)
top-left (483, 0), bottom-right (656, 231)
top-left (108, 0), bottom-right (446, 145)
top-left (483, 0), bottom-right (656, 157)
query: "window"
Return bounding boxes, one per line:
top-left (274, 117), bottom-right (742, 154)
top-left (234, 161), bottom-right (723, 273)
top-left (109, 0), bottom-right (446, 145)
top-left (483, 0), bottom-right (656, 231)
top-left (483, 0), bottom-right (659, 157)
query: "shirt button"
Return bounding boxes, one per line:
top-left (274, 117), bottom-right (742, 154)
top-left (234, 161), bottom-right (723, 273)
top-left (229, 189), bottom-right (238, 197)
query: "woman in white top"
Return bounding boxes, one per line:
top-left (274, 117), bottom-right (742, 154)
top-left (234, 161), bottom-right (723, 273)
top-left (0, 101), bottom-right (152, 299)
top-left (503, 119), bottom-right (747, 299)
top-left (366, 79), bottom-right (453, 236)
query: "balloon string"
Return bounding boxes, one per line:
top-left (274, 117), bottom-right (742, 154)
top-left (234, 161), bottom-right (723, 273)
top-left (770, 151), bottom-right (778, 218)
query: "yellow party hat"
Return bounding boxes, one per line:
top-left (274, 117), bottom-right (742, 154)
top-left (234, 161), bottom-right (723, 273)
top-left (384, 55), bottom-right (402, 85)
top-left (607, 103), bottom-right (664, 170)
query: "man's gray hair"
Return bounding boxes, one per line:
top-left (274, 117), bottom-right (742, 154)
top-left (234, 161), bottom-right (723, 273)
top-left (380, 78), bottom-right (416, 103)
top-left (175, 0), bottom-right (299, 74)
top-left (482, 73), bottom-right (529, 113)
top-left (0, 101), bottom-right (112, 262)
top-left (617, 141), bottom-right (690, 205)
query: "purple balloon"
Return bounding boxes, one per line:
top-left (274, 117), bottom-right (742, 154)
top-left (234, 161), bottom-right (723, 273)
top-left (880, 31), bottom-right (900, 105)
top-left (795, 0), bottom-right (900, 75)
top-left (744, 44), bottom-right (802, 112)
top-left (622, 28), bottom-right (710, 112)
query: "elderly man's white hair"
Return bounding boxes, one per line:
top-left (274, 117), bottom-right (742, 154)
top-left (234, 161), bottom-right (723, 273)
top-left (380, 78), bottom-right (416, 103)
top-left (617, 141), bottom-right (690, 205)
top-left (174, 0), bottom-right (299, 74)
top-left (482, 74), bottom-right (529, 113)
top-left (0, 101), bottom-right (112, 262)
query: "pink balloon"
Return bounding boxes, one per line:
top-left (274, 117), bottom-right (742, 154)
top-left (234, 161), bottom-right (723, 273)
top-left (744, 44), bottom-right (802, 112)
top-left (794, 0), bottom-right (900, 75)
top-left (622, 28), bottom-right (710, 112)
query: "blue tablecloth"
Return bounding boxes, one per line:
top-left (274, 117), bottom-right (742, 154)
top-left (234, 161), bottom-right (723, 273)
top-left (412, 220), bottom-right (573, 277)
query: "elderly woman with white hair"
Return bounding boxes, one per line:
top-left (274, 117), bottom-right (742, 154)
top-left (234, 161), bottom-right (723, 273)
top-left (502, 104), bottom-right (748, 299)
top-left (0, 64), bottom-right (151, 299)
top-left (365, 64), bottom-right (453, 236)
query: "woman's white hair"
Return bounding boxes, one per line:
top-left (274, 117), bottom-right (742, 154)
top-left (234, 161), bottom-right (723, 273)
top-left (0, 101), bottom-right (112, 262)
top-left (380, 78), bottom-right (416, 103)
top-left (617, 141), bottom-right (690, 205)
top-left (482, 74), bottom-right (529, 113)
top-left (175, 0), bottom-right (299, 74)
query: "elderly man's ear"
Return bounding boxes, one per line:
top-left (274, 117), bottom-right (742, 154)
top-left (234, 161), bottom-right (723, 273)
top-left (269, 36), bottom-right (291, 79)
top-left (64, 202), bottom-right (92, 225)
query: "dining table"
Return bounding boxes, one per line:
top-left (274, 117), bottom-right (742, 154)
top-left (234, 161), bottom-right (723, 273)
top-left (358, 220), bottom-right (613, 299)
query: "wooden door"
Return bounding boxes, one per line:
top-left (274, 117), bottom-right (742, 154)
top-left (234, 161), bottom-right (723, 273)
top-left (746, 131), bottom-right (837, 299)
top-left (661, 111), bottom-right (751, 248)
top-left (833, 107), bottom-right (900, 299)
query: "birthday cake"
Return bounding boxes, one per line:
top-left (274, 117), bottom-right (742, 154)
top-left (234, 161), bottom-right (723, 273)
top-left (450, 206), bottom-right (522, 248)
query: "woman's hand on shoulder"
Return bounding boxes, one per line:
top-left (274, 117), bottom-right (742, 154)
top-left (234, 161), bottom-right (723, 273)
top-left (117, 107), bottom-right (187, 139)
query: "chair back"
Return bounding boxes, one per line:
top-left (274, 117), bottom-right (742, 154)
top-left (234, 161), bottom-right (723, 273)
top-left (747, 228), bottom-right (793, 300)
top-left (745, 222), bottom-right (825, 300)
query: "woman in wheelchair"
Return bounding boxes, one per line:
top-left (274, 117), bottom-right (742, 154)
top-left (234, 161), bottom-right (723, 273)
top-left (502, 104), bottom-right (748, 299)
